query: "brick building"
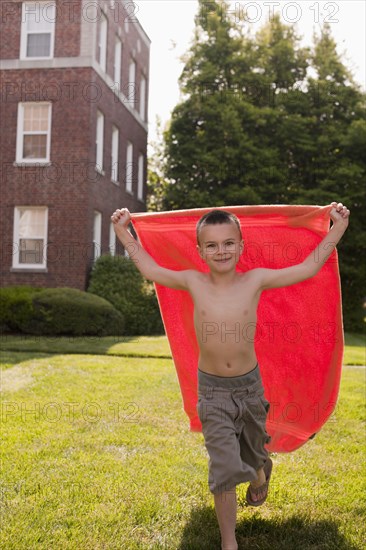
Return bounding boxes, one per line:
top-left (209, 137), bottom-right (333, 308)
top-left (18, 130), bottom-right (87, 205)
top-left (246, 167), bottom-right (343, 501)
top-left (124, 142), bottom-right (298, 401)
top-left (0, 0), bottom-right (150, 289)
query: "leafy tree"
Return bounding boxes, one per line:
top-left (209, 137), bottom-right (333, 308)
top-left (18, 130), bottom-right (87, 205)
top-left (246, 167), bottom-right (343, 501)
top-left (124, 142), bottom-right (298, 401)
top-left (162, 2), bottom-right (312, 207)
top-left (152, 1), bottom-right (365, 331)
top-left (301, 25), bottom-right (366, 330)
top-left (161, 0), bottom-right (262, 207)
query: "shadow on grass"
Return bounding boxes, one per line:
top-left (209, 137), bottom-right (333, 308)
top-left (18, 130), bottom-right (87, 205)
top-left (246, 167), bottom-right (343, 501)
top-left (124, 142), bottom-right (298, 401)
top-left (0, 333), bottom-right (170, 359)
top-left (177, 506), bottom-right (358, 550)
top-left (0, 350), bottom-right (57, 370)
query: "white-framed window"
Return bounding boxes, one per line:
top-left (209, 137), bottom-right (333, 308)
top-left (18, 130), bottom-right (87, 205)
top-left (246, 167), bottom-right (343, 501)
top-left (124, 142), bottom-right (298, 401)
top-left (98, 11), bottom-right (108, 71)
top-left (109, 222), bottom-right (116, 256)
top-left (16, 102), bottom-right (52, 163)
top-left (12, 206), bottom-right (48, 269)
top-left (96, 110), bottom-right (104, 172)
top-left (126, 141), bottom-right (133, 193)
top-left (93, 211), bottom-right (102, 262)
top-left (20, 1), bottom-right (56, 60)
top-left (138, 153), bottom-right (144, 200)
top-left (111, 125), bottom-right (119, 183)
top-left (128, 59), bottom-right (136, 105)
top-left (139, 76), bottom-right (146, 120)
top-left (129, 59), bottom-right (136, 86)
top-left (114, 36), bottom-right (122, 87)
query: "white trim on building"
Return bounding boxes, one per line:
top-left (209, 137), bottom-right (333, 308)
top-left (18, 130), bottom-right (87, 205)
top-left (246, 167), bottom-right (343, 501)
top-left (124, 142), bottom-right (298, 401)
top-left (114, 36), bottom-right (122, 87)
top-left (111, 125), bottom-right (119, 183)
top-left (138, 153), bottom-right (144, 200)
top-left (126, 141), bottom-right (133, 193)
top-left (93, 211), bottom-right (102, 261)
top-left (109, 222), bottom-right (116, 256)
top-left (98, 11), bottom-right (108, 72)
top-left (96, 110), bottom-right (104, 172)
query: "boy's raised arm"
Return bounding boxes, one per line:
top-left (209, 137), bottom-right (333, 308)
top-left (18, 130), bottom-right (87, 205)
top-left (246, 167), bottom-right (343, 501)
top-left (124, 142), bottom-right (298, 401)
top-left (257, 202), bottom-right (350, 290)
top-left (111, 208), bottom-right (192, 291)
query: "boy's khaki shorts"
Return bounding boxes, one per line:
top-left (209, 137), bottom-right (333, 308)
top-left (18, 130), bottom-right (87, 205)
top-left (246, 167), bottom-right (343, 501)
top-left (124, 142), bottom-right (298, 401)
top-left (197, 364), bottom-right (271, 495)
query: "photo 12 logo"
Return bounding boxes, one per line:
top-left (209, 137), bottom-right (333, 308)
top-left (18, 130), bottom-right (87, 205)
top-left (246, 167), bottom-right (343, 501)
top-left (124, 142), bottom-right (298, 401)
top-left (199, 2), bottom-right (340, 25)
top-left (1, 1), bottom-right (140, 25)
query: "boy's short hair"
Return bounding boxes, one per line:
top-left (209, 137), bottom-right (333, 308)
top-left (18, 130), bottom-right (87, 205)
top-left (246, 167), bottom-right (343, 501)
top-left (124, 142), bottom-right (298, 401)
top-left (196, 210), bottom-right (243, 245)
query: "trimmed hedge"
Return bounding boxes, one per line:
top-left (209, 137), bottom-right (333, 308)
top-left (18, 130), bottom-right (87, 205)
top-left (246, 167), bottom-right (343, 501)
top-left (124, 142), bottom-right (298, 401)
top-left (87, 255), bottom-right (164, 335)
top-left (0, 286), bottom-right (124, 336)
top-left (0, 286), bottom-right (42, 333)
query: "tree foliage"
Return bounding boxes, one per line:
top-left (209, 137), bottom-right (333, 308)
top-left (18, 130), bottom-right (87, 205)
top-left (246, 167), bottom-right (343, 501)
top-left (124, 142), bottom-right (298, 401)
top-left (153, 0), bottom-right (365, 331)
top-left (146, 116), bottom-right (169, 212)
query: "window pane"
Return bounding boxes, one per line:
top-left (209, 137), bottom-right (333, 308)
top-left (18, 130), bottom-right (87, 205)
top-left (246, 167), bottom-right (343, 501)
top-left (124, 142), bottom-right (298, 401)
top-left (109, 223), bottom-right (116, 256)
top-left (27, 33), bottom-right (51, 57)
top-left (96, 112), bottom-right (104, 169)
top-left (114, 39), bottom-right (122, 85)
top-left (18, 209), bottom-right (46, 238)
top-left (93, 212), bottom-right (102, 261)
top-left (129, 61), bottom-right (136, 85)
top-left (111, 127), bottom-right (119, 181)
top-left (26, 3), bottom-right (42, 31)
top-left (23, 105), bottom-right (32, 131)
top-left (138, 154), bottom-right (144, 199)
top-left (98, 14), bottom-right (107, 70)
top-left (23, 135), bottom-right (47, 159)
top-left (19, 239), bottom-right (44, 264)
top-left (140, 77), bottom-right (146, 120)
top-left (126, 143), bottom-right (133, 191)
top-left (23, 104), bottom-right (49, 132)
top-left (38, 105), bottom-right (49, 131)
top-left (26, 3), bottom-right (55, 31)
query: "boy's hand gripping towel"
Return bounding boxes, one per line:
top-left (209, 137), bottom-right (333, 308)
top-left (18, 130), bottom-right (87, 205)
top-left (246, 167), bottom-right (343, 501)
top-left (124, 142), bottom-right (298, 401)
top-left (130, 205), bottom-right (344, 453)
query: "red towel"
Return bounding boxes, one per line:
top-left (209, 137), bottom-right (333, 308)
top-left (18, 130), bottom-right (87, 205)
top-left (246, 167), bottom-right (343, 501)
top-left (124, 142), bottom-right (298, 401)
top-left (131, 205), bottom-right (344, 452)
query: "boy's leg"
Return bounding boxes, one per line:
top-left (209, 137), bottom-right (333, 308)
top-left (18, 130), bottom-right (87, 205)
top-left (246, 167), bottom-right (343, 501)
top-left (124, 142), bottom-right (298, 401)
top-left (213, 468), bottom-right (267, 548)
top-left (214, 487), bottom-right (238, 550)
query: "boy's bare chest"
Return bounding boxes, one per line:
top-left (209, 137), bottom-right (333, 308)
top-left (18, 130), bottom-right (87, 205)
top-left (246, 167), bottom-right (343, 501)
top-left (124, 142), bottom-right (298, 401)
top-left (190, 277), bottom-right (261, 326)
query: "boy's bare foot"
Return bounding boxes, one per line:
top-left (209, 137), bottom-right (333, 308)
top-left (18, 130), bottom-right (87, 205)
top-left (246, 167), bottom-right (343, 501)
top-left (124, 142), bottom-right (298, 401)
top-left (221, 539), bottom-right (238, 550)
top-left (221, 534), bottom-right (238, 549)
top-left (248, 467), bottom-right (266, 502)
top-left (246, 458), bottom-right (273, 506)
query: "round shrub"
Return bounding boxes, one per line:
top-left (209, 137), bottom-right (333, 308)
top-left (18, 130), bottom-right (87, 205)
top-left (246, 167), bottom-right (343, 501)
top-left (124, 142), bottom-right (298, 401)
top-left (0, 286), bottom-right (124, 336)
top-left (25, 287), bottom-right (125, 336)
top-left (0, 286), bottom-right (42, 333)
top-left (87, 255), bottom-right (164, 335)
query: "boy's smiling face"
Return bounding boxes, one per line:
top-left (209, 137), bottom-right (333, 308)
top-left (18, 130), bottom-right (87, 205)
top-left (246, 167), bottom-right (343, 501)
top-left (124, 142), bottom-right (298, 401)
top-left (197, 222), bottom-right (244, 271)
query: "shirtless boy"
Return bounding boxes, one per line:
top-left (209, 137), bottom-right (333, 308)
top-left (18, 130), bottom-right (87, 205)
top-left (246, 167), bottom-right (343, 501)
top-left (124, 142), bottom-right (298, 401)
top-left (111, 202), bottom-right (350, 550)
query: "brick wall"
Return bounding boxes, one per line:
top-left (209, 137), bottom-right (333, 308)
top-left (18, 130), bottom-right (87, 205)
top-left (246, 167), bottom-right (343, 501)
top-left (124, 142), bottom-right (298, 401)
top-left (1, 66), bottom-right (147, 289)
top-left (1, 0), bottom-right (150, 290)
top-left (0, 0), bottom-right (83, 59)
top-left (95, 0), bottom-right (150, 121)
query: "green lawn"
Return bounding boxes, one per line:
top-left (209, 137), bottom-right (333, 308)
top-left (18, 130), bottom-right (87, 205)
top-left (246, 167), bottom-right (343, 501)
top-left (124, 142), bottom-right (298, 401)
top-left (0, 331), bottom-right (364, 364)
top-left (0, 339), bottom-right (365, 549)
top-left (0, 334), bottom-right (171, 360)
